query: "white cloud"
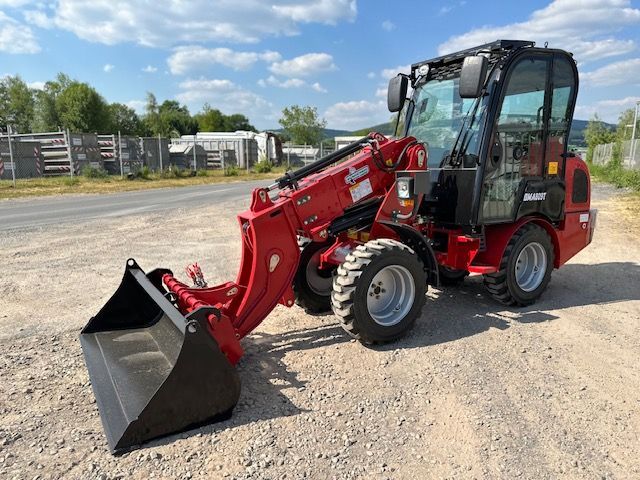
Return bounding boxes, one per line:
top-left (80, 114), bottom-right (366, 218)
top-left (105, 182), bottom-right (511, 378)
top-left (438, 0), bottom-right (640, 64)
top-left (38, 0), bottom-right (356, 47)
top-left (168, 46), bottom-right (281, 75)
top-left (381, 20), bottom-right (395, 31)
top-left (142, 65), bottom-right (158, 73)
top-left (23, 10), bottom-right (52, 29)
top-left (0, 12), bottom-right (40, 54)
top-left (272, 0), bottom-right (356, 24)
top-left (311, 82), bottom-right (327, 93)
top-left (0, 0), bottom-right (34, 6)
top-left (259, 75), bottom-right (305, 88)
top-left (438, 1), bottom-right (466, 16)
top-left (27, 80), bottom-right (45, 90)
top-left (126, 100), bottom-right (146, 114)
top-left (575, 96), bottom-right (640, 123)
top-left (258, 75), bottom-right (327, 92)
top-left (103, 63), bottom-right (115, 73)
top-left (324, 100), bottom-right (388, 130)
top-left (375, 87), bottom-right (387, 98)
top-left (176, 78), bottom-right (272, 121)
top-left (270, 52), bottom-right (336, 77)
top-left (380, 64), bottom-right (411, 80)
top-left (367, 71), bottom-right (376, 79)
top-left (582, 58), bottom-right (640, 86)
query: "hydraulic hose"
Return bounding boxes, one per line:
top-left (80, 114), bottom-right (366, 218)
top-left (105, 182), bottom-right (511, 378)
top-left (271, 136), bottom-right (369, 190)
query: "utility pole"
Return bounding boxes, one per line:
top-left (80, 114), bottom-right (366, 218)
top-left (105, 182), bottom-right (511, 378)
top-left (158, 134), bottom-right (163, 171)
top-left (631, 101), bottom-right (639, 165)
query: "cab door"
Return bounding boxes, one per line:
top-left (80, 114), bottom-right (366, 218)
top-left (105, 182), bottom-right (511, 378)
top-left (515, 52), bottom-right (578, 222)
top-left (479, 52), bottom-right (551, 224)
top-left (478, 50), bottom-right (578, 225)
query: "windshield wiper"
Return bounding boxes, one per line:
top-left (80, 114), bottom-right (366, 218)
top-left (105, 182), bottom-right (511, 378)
top-left (395, 99), bottom-right (415, 137)
top-left (446, 95), bottom-right (483, 167)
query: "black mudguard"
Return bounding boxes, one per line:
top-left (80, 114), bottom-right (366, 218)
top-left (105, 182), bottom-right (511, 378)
top-left (378, 221), bottom-right (440, 287)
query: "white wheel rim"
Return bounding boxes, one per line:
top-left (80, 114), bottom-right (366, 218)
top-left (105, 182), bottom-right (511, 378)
top-left (366, 265), bottom-right (416, 326)
top-left (515, 242), bottom-right (547, 292)
top-left (305, 249), bottom-right (332, 296)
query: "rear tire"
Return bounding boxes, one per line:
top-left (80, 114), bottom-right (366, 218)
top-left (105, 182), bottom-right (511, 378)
top-left (294, 241), bottom-right (334, 314)
top-left (331, 239), bottom-right (427, 344)
top-left (483, 224), bottom-right (554, 306)
top-left (438, 266), bottom-right (469, 286)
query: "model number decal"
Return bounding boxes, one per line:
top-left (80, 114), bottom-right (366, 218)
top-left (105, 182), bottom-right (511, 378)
top-left (344, 165), bottom-right (369, 185)
top-left (523, 192), bottom-right (547, 202)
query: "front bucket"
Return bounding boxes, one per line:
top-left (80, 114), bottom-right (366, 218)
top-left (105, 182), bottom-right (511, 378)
top-left (80, 259), bottom-right (241, 453)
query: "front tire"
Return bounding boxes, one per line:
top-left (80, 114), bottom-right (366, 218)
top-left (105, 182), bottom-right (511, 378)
top-left (483, 224), bottom-right (554, 306)
top-left (293, 241), bottom-right (334, 314)
top-left (331, 239), bottom-right (427, 344)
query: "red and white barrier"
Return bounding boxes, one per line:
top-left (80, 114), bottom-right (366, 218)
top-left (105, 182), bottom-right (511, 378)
top-left (35, 146), bottom-right (41, 176)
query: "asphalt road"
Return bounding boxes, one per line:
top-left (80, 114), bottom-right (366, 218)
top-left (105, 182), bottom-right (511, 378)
top-left (0, 180), bottom-right (269, 230)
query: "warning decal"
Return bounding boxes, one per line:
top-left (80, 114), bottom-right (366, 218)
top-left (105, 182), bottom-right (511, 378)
top-left (349, 178), bottom-right (373, 203)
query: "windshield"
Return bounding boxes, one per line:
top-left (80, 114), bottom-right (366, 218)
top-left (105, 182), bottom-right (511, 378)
top-left (406, 75), bottom-right (485, 168)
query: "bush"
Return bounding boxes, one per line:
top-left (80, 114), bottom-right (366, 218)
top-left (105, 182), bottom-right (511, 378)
top-left (81, 166), bottom-right (108, 178)
top-left (196, 169), bottom-right (208, 177)
top-left (138, 165), bottom-right (152, 180)
top-left (224, 165), bottom-right (239, 176)
top-left (63, 176), bottom-right (80, 186)
top-left (254, 159), bottom-right (273, 173)
top-left (159, 165), bottom-right (188, 179)
top-left (589, 162), bottom-right (640, 192)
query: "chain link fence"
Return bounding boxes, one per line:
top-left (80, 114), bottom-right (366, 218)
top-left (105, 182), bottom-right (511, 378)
top-left (592, 139), bottom-right (640, 170)
top-left (0, 135), bottom-right (44, 185)
top-left (1, 129), bottom-right (351, 184)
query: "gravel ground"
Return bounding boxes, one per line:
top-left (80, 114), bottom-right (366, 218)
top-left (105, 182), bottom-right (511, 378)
top-left (1, 183), bottom-right (639, 479)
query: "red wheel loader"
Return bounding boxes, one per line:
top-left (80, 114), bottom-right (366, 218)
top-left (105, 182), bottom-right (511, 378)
top-left (81, 40), bottom-right (596, 453)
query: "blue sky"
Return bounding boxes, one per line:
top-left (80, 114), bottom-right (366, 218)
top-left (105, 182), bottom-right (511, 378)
top-left (1, 0), bottom-right (639, 130)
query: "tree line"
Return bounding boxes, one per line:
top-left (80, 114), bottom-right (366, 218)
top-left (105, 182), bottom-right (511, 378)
top-left (0, 73), bottom-right (257, 137)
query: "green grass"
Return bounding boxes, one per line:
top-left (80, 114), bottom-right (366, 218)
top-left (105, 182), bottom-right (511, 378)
top-left (81, 166), bottom-right (109, 179)
top-left (0, 167), bottom-right (286, 200)
top-left (224, 165), bottom-right (240, 176)
top-left (254, 159), bottom-right (274, 173)
top-left (589, 162), bottom-right (640, 192)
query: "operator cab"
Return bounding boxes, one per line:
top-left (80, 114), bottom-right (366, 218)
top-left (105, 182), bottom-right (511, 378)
top-left (388, 40), bottom-right (579, 232)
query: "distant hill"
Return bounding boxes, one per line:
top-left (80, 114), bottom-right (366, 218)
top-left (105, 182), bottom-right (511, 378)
top-left (351, 122), bottom-right (395, 137)
top-left (270, 119), bottom-right (614, 146)
top-left (347, 119), bottom-right (616, 147)
top-left (568, 119), bottom-right (615, 147)
top-left (323, 128), bottom-right (353, 138)
top-left (268, 127), bottom-right (351, 141)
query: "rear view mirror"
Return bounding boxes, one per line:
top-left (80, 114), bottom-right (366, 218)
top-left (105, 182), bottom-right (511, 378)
top-left (459, 56), bottom-right (488, 98)
top-left (388, 75), bottom-right (408, 112)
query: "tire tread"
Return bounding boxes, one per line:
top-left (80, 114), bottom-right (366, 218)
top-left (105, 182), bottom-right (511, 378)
top-left (483, 224), bottom-right (553, 306)
top-left (331, 238), bottom-right (426, 343)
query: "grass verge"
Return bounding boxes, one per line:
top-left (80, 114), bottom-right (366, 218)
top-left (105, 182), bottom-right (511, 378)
top-left (589, 162), bottom-right (640, 192)
top-left (0, 168), bottom-right (284, 200)
top-left (589, 162), bottom-right (640, 221)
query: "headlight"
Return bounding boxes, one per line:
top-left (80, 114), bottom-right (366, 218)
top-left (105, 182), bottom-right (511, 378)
top-left (396, 177), bottom-right (414, 199)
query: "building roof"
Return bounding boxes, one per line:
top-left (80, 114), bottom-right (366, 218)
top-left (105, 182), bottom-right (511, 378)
top-left (169, 144), bottom-right (206, 155)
